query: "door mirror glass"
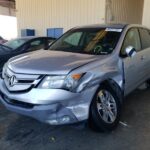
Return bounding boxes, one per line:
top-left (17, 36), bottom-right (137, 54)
top-left (125, 46), bottom-right (137, 57)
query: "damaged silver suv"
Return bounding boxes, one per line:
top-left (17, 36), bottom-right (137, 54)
top-left (1, 24), bottom-right (150, 132)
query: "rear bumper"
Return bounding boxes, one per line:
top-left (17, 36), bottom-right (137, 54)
top-left (0, 79), bottom-right (98, 125)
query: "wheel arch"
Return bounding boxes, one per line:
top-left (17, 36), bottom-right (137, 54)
top-left (101, 79), bottom-right (124, 103)
top-left (88, 78), bottom-right (123, 132)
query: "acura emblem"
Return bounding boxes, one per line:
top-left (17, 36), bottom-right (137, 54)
top-left (8, 75), bottom-right (16, 87)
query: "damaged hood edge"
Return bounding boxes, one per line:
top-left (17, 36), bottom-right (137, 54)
top-left (7, 50), bottom-right (100, 75)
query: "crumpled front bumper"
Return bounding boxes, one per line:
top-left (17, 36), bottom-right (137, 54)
top-left (0, 79), bottom-right (98, 125)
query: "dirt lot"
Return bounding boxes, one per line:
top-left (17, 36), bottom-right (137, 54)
top-left (0, 89), bottom-right (150, 150)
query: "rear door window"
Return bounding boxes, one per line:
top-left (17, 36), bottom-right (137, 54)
top-left (27, 39), bottom-right (45, 51)
top-left (139, 28), bottom-right (150, 49)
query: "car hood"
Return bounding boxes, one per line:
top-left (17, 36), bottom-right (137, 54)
top-left (8, 50), bottom-right (99, 75)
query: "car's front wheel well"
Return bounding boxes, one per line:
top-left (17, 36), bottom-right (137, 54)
top-left (88, 79), bottom-right (123, 132)
top-left (98, 79), bottom-right (123, 104)
top-left (88, 79), bottom-right (123, 124)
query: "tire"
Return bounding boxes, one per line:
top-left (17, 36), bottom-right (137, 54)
top-left (89, 84), bottom-right (122, 132)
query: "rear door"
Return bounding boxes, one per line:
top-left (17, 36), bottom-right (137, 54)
top-left (121, 28), bottom-right (144, 95)
top-left (138, 28), bottom-right (150, 79)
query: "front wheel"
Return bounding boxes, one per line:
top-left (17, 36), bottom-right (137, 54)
top-left (89, 85), bottom-right (122, 132)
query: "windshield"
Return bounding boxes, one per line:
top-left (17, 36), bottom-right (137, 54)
top-left (49, 28), bottom-right (122, 55)
top-left (4, 39), bottom-right (29, 50)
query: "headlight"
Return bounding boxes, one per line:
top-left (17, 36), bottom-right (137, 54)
top-left (38, 73), bottom-right (84, 91)
top-left (64, 74), bottom-right (84, 91)
top-left (38, 76), bottom-right (66, 89)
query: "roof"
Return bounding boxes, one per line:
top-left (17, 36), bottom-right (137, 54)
top-left (74, 24), bottom-right (128, 29)
top-left (15, 36), bottom-right (56, 40)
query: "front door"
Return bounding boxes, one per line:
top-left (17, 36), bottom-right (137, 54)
top-left (121, 28), bottom-right (144, 95)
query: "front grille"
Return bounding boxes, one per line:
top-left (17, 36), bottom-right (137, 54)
top-left (3, 68), bottom-right (41, 92)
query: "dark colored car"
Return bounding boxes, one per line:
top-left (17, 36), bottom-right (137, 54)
top-left (0, 36), bottom-right (55, 73)
top-left (0, 36), bottom-right (7, 44)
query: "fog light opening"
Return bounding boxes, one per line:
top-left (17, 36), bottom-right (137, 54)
top-left (47, 119), bottom-right (58, 125)
top-left (47, 116), bottom-right (71, 125)
top-left (60, 116), bottom-right (71, 123)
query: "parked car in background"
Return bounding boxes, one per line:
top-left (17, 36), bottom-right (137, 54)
top-left (1, 24), bottom-right (150, 132)
top-left (0, 36), bottom-right (7, 44)
top-left (0, 36), bottom-right (56, 73)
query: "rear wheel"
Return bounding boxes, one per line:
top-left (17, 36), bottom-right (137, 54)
top-left (89, 85), bottom-right (122, 132)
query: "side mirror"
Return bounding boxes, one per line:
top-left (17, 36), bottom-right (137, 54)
top-left (125, 46), bottom-right (137, 57)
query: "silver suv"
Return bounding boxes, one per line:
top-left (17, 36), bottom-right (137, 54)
top-left (1, 24), bottom-right (150, 132)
